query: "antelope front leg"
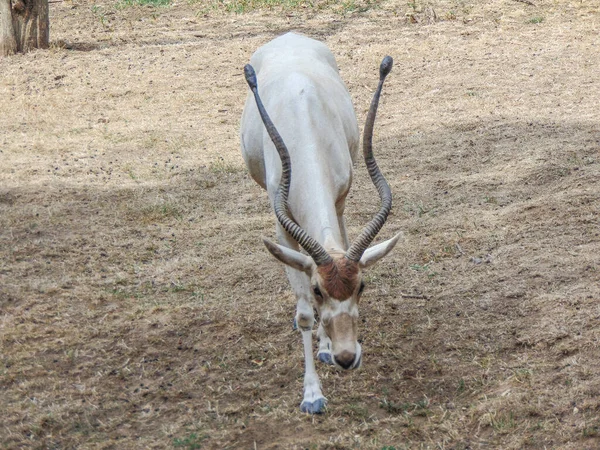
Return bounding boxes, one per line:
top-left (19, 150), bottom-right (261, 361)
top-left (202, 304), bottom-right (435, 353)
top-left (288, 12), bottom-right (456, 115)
top-left (300, 326), bottom-right (327, 413)
top-left (295, 296), bottom-right (326, 414)
top-left (278, 226), bottom-right (327, 414)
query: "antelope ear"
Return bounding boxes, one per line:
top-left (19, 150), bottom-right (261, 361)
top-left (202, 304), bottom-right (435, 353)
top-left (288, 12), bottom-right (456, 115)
top-left (262, 238), bottom-right (313, 273)
top-left (359, 232), bottom-right (402, 268)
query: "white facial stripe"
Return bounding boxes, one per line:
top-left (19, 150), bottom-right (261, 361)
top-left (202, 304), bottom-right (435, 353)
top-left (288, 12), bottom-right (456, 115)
top-left (320, 310), bottom-right (333, 325)
top-left (320, 300), bottom-right (358, 325)
top-left (333, 299), bottom-right (358, 318)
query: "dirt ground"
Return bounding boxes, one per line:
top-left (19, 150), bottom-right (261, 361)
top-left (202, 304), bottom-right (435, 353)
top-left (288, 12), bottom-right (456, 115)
top-left (1, 0), bottom-right (599, 448)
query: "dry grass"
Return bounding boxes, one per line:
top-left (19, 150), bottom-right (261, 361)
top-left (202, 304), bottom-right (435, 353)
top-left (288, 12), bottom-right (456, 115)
top-left (1, 0), bottom-right (600, 448)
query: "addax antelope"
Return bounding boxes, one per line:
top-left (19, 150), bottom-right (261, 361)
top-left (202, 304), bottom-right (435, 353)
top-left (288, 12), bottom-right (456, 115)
top-left (241, 32), bottom-right (400, 414)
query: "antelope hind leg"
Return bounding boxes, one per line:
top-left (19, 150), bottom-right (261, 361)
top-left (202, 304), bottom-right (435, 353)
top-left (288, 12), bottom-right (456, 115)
top-left (317, 321), bottom-right (333, 365)
top-left (299, 328), bottom-right (327, 414)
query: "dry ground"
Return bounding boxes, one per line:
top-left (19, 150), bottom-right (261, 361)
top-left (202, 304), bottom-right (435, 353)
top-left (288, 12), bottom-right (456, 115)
top-left (1, 0), bottom-right (600, 448)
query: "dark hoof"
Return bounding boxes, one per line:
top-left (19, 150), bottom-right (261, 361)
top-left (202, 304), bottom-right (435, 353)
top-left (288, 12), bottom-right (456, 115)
top-left (300, 397), bottom-right (327, 414)
top-left (317, 352), bottom-right (333, 365)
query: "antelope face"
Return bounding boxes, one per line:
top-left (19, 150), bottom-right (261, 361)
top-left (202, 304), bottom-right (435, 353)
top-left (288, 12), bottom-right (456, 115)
top-left (263, 238), bottom-right (402, 370)
top-left (313, 256), bottom-right (364, 370)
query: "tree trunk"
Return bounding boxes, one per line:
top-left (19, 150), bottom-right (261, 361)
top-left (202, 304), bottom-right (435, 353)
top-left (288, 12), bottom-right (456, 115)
top-left (0, 0), bottom-right (49, 57)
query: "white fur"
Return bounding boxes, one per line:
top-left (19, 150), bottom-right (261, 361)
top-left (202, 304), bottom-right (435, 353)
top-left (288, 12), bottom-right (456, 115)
top-left (241, 32), bottom-right (398, 413)
top-left (359, 232), bottom-right (403, 268)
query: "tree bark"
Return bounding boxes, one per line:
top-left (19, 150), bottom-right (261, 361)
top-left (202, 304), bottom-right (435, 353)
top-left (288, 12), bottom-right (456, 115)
top-left (0, 0), bottom-right (49, 57)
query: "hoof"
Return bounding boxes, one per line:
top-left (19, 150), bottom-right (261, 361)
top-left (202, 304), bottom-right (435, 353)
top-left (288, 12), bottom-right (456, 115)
top-left (300, 397), bottom-right (327, 414)
top-left (317, 352), bottom-right (333, 365)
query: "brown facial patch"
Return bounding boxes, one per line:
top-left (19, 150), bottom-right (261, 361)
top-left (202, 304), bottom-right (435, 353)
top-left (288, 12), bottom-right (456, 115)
top-left (317, 257), bottom-right (359, 299)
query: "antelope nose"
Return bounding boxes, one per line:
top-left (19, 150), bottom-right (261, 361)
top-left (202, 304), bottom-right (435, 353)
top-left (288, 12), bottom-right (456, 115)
top-left (334, 351), bottom-right (356, 370)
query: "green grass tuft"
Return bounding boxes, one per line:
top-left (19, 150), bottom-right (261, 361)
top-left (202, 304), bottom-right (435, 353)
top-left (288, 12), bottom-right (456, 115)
top-left (173, 433), bottom-right (206, 449)
top-left (195, 0), bottom-right (379, 14)
top-left (527, 16), bottom-right (544, 24)
top-left (117, 0), bottom-right (172, 7)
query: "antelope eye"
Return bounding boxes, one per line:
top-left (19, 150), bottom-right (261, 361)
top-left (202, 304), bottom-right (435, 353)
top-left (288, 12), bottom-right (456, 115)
top-left (358, 282), bottom-right (365, 295)
top-left (313, 286), bottom-right (323, 299)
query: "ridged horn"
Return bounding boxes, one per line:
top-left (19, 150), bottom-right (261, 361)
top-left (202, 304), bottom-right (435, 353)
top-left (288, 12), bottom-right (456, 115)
top-left (244, 64), bottom-right (332, 266)
top-left (346, 56), bottom-right (394, 262)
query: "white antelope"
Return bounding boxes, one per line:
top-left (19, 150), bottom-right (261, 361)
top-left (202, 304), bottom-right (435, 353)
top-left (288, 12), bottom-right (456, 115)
top-left (240, 32), bottom-right (400, 414)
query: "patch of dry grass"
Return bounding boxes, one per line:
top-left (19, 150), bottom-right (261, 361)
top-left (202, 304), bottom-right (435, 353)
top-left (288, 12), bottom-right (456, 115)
top-left (1, 0), bottom-right (600, 448)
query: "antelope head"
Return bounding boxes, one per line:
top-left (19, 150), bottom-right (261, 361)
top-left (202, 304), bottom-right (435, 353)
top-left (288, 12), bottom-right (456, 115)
top-left (244, 56), bottom-right (400, 370)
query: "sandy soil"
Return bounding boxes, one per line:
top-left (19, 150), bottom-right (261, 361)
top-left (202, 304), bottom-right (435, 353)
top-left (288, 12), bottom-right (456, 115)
top-left (1, 0), bottom-right (599, 448)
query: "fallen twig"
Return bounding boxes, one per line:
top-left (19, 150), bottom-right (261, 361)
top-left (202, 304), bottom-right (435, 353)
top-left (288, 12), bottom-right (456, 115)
top-left (513, 0), bottom-right (536, 6)
top-left (400, 292), bottom-right (430, 300)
